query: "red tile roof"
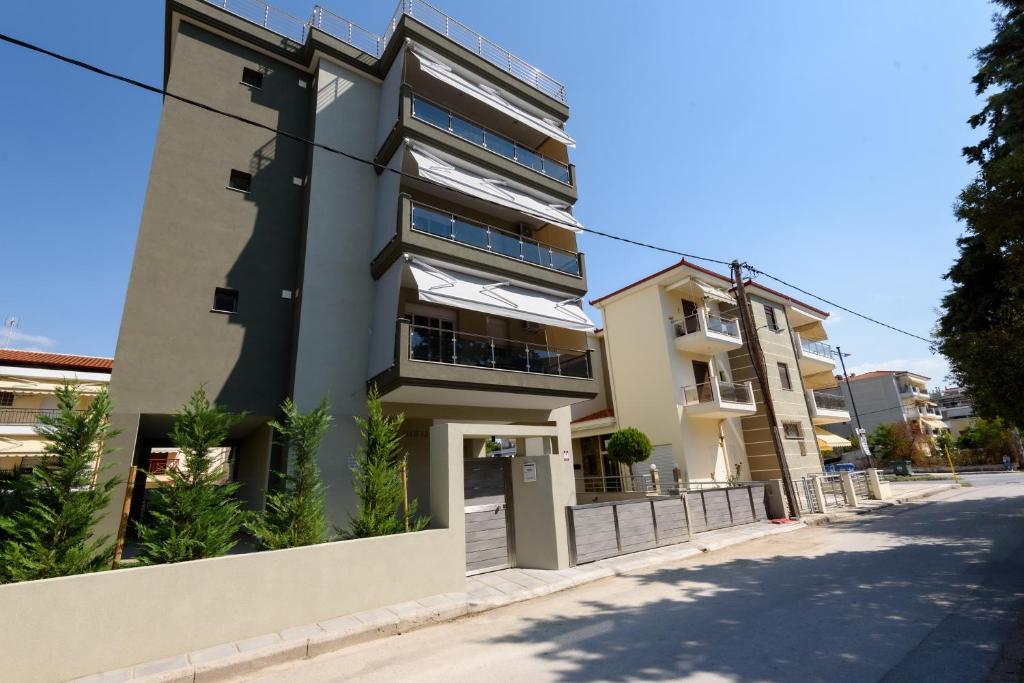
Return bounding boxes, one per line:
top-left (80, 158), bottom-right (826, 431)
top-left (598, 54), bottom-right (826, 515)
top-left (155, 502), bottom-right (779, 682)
top-left (589, 258), bottom-right (732, 306)
top-left (0, 349), bottom-right (113, 373)
top-left (588, 258), bottom-right (829, 318)
top-left (571, 408), bottom-right (615, 424)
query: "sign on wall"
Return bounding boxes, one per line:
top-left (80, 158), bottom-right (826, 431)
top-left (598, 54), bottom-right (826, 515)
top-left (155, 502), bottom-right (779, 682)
top-left (523, 462), bottom-right (537, 482)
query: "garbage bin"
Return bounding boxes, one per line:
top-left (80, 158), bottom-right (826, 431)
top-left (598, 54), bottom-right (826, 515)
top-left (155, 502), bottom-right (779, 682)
top-left (893, 460), bottom-right (914, 476)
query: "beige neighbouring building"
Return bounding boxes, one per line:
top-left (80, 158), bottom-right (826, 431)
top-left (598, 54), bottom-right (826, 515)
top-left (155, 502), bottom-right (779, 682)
top-left (0, 350), bottom-right (113, 474)
top-left (572, 260), bottom-right (849, 499)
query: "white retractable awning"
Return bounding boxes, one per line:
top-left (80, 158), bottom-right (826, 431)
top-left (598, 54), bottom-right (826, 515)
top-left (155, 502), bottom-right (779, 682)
top-left (406, 257), bottom-right (594, 332)
top-left (695, 280), bottom-right (736, 305)
top-left (408, 143), bottom-right (584, 233)
top-left (409, 46), bottom-right (575, 147)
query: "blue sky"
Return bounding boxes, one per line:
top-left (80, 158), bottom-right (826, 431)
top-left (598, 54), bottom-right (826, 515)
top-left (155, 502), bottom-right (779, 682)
top-left (0, 1), bottom-right (994, 386)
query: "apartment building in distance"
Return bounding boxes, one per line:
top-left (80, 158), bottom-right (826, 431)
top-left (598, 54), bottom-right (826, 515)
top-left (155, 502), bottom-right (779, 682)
top-left (571, 260), bottom-right (847, 493)
top-left (931, 386), bottom-right (977, 438)
top-left (102, 0), bottom-right (596, 573)
top-left (828, 370), bottom-right (949, 442)
top-left (0, 350), bottom-right (113, 474)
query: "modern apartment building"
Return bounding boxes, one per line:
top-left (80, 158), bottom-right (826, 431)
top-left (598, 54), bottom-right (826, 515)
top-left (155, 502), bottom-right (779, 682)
top-left (828, 370), bottom-right (949, 442)
top-left (101, 0), bottom-right (596, 567)
top-left (931, 386), bottom-right (976, 438)
top-left (0, 350), bottom-right (113, 474)
top-left (571, 260), bottom-right (846, 493)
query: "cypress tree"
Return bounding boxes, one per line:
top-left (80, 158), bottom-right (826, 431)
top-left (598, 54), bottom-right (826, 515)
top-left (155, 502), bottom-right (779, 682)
top-left (0, 385), bottom-right (121, 583)
top-left (135, 387), bottom-right (243, 564)
top-left (248, 396), bottom-right (333, 549)
top-left (937, 1), bottom-right (1024, 427)
top-left (344, 386), bottom-right (428, 538)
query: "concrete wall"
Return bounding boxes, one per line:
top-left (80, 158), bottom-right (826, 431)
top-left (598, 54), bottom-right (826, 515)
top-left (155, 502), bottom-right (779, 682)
top-left (728, 296), bottom-right (822, 481)
top-left (0, 529), bottom-right (462, 683)
top-left (291, 56), bottom-right (382, 527)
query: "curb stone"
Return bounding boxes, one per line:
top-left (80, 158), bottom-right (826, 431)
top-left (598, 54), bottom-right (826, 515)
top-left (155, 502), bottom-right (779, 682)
top-left (80, 490), bottom-right (951, 683)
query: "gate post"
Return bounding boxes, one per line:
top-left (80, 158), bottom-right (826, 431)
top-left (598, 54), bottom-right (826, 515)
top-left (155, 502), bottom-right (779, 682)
top-left (650, 466), bottom-right (661, 495)
top-left (765, 478), bottom-right (788, 519)
top-left (840, 471), bottom-right (859, 508)
top-left (810, 476), bottom-right (827, 513)
top-left (672, 467), bottom-right (683, 493)
top-left (866, 468), bottom-right (884, 499)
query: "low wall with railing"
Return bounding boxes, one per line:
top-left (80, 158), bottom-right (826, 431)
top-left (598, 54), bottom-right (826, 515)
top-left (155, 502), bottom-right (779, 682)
top-left (0, 528), bottom-right (463, 682)
top-left (566, 483), bottom-right (769, 565)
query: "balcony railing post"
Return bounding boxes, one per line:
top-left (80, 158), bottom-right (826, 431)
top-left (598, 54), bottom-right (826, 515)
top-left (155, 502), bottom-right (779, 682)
top-left (525, 343), bottom-right (530, 372)
top-left (449, 213), bottom-right (455, 239)
top-left (490, 339), bottom-right (496, 368)
top-left (451, 333), bottom-right (457, 364)
top-left (554, 348), bottom-right (562, 376)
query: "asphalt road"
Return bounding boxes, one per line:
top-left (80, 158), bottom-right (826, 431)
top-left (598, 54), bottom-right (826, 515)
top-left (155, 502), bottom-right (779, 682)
top-left (246, 473), bottom-right (1024, 682)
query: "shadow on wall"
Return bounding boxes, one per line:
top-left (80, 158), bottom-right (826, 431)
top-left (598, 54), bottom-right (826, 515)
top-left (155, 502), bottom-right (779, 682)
top-left (483, 495), bottom-right (1024, 681)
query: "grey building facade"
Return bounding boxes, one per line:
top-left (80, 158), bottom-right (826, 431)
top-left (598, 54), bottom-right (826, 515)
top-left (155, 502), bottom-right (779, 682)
top-left (827, 371), bottom-right (947, 442)
top-left (100, 0), bottom-right (596, 542)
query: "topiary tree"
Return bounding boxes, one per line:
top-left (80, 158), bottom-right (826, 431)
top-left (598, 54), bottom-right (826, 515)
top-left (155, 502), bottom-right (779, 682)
top-left (606, 427), bottom-right (653, 467)
top-left (134, 387), bottom-right (244, 564)
top-left (344, 386), bottom-right (428, 538)
top-left (0, 384), bottom-right (121, 583)
top-left (248, 396), bottom-right (333, 550)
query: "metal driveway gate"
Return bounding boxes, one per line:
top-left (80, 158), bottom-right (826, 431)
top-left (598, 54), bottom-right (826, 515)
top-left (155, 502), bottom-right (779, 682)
top-left (464, 457), bottom-right (514, 575)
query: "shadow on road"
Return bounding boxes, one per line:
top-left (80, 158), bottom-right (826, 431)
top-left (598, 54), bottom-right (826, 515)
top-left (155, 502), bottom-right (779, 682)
top-left (489, 495), bottom-right (1024, 682)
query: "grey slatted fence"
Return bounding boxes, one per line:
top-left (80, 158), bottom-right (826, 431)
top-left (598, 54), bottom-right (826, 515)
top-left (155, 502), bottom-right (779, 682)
top-left (567, 483), bottom-right (769, 565)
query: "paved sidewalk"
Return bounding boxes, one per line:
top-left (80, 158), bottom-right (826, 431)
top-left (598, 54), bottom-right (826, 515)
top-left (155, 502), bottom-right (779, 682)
top-left (77, 481), bottom-right (956, 683)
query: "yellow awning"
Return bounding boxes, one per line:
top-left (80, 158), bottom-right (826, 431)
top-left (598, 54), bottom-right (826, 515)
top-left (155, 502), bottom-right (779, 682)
top-left (815, 427), bottom-right (851, 450)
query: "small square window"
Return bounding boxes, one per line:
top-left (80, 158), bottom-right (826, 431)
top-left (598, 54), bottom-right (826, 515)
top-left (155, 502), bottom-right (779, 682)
top-left (777, 362), bottom-right (793, 391)
top-left (0, 392), bottom-right (14, 407)
top-left (228, 169), bottom-right (252, 193)
top-left (212, 288), bottom-right (239, 314)
top-left (241, 67), bottom-right (263, 89)
top-left (764, 305), bottom-right (781, 332)
top-left (782, 422), bottom-right (802, 439)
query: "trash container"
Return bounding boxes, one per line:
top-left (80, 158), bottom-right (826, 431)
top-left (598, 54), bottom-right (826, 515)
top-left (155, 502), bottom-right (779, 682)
top-left (893, 460), bottom-right (914, 476)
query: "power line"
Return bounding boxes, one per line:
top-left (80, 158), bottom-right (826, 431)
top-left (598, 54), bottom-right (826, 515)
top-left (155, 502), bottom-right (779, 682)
top-left (0, 31), bottom-right (934, 344)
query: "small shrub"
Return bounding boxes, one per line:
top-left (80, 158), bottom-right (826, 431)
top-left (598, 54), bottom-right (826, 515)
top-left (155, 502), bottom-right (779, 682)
top-left (606, 427), bottom-right (653, 467)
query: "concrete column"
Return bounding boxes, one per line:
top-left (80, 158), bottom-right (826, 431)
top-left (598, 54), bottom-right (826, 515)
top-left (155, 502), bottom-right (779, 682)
top-left (810, 476), bottom-right (827, 513)
top-left (765, 478), bottom-right (788, 519)
top-left (672, 466), bottom-right (683, 493)
top-left (840, 471), bottom-right (859, 507)
top-left (650, 466), bottom-right (661, 494)
top-left (866, 468), bottom-right (882, 499)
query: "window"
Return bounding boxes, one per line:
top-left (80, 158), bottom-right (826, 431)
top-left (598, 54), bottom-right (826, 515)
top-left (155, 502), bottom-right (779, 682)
top-left (212, 288), bottom-right (239, 314)
top-left (764, 305), bottom-right (781, 331)
top-left (0, 391), bottom-right (13, 407)
top-left (227, 169), bottom-right (252, 193)
top-left (782, 422), bottom-right (802, 439)
top-left (777, 362), bottom-right (793, 390)
top-left (241, 67), bottom-right (263, 89)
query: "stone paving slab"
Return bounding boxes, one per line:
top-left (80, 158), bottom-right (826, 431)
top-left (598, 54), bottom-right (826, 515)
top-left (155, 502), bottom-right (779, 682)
top-left (78, 482), bottom-right (957, 683)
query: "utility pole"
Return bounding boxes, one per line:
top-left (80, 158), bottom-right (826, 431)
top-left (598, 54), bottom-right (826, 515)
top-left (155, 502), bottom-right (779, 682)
top-left (731, 260), bottom-right (801, 518)
top-left (836, 346), bottom-right (873, 468)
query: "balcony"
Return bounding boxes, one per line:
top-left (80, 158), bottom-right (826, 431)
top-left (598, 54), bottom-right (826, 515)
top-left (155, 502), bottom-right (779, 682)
top-left (795, 335), bottom-right (836, 374)
top-left (671, 310), bottom-right (742, 356)
top-left (412, 202), bottom-right (581, 276)
top-left (681, 379), bottom-right (756, 419)
top-left (0, 408), bottom-right (66, 425)
top-left (899, 384), bottom-right (931, 401)
top-left (411, 96), bottom-right (572, 186)
top-left (373, 196), bottom-right (587, 295)
top-left (371, 320), bottom-right (596, 410)
top-left (807, 390), bottom-right (850, 425)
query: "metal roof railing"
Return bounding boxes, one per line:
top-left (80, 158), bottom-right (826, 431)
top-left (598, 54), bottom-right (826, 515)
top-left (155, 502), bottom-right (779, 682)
top-left (383, 0), bottom-right (567, 103)
top-left (210, 0), bottom-right (309, 43)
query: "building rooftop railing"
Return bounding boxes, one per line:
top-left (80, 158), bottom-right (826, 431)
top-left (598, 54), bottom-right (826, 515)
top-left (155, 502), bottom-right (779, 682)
top-left (383, 0), bottom-right (567, 103)
top-left (205, 1), bottom-right (567, 103)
